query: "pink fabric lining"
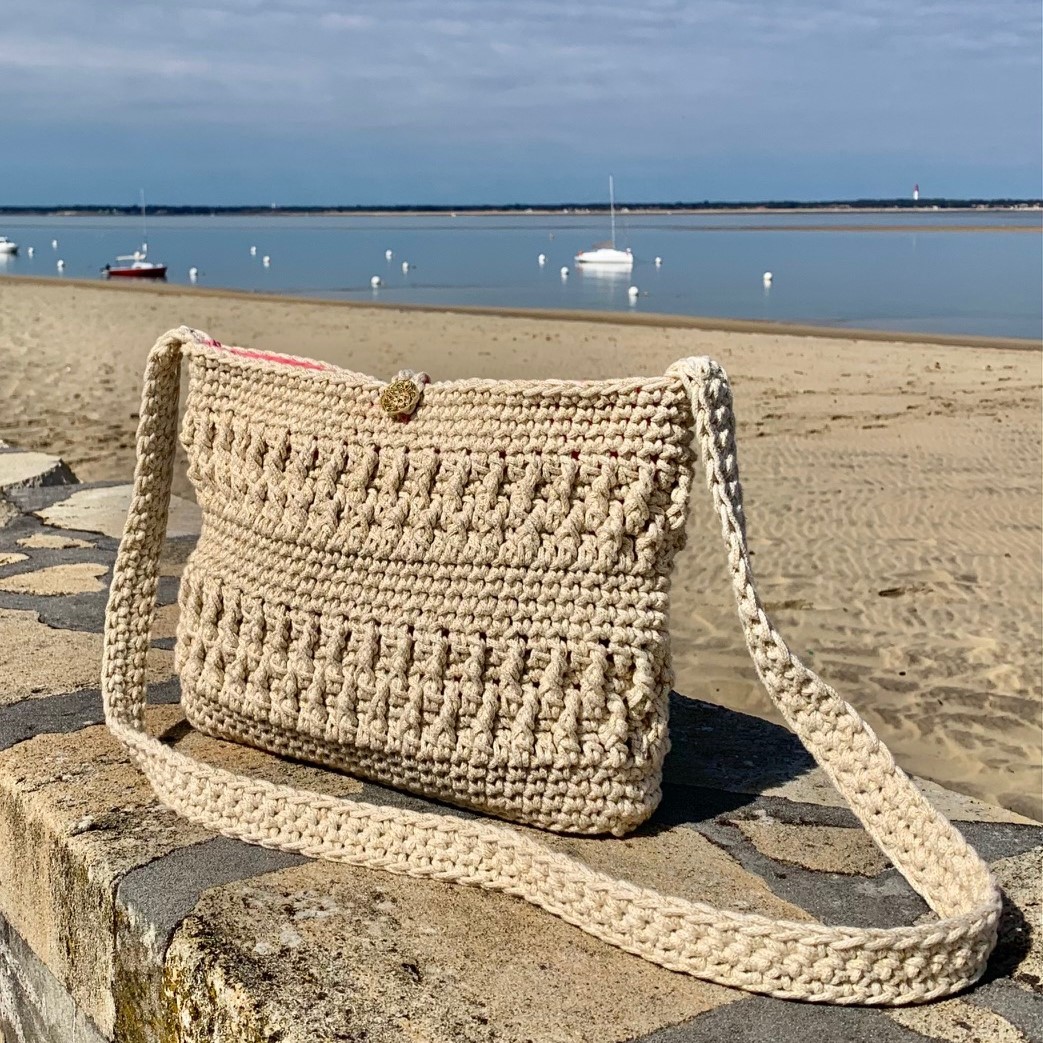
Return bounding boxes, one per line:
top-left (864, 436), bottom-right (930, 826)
top-left (195, 332), bottom-right (334, 372)
top-left (218, 344), bottom-right (334, 371)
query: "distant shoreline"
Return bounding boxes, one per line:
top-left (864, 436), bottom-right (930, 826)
top-left (4, 215), bottom-right (1039, 235)
top-left (2, 202), bottom-right (1041, 219)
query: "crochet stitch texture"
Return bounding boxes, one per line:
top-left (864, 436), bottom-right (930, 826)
top-left (176, 332), bottom-right (694, 834)
top-left (102, 327), bottom-right (1002, 1005)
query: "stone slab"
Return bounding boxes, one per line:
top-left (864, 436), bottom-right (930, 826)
top-left (6, 480), bottom-right (133, 516)
top-left (0, 562), bottom-right (108, 596)
top-left (164, 856), bottom-right (740, 1043)
top-left (0, 606), bottom-right (173, 704)
top-left (33, 484), bottom-right (201, 540)
top-left (0, 450), bottom-right (76, 492)
top-left (16, 533), bottom-right (95, 550)
top-left (0, 720), bottom-right (214, 1036)
top-left (4, 709), bottom-right (1041, 1043)
top-left (0, 706), bottom-right (372, 1038)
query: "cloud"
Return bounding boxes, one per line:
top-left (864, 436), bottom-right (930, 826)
top-left (1, 0), bottom-right (1039, 200)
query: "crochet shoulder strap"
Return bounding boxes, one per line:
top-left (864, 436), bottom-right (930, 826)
top-left (102, 330), bottom-right (1002, 1006)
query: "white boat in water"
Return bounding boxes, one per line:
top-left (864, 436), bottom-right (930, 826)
top-left (575, 244), bottom-right (633, 266)
top-left (575, 176), bottom-right (633, 268)
top-left (104, 191), bottom-right (167, 280)
top-left (0, 236), bottom-right (18, 255)
top-left (103, 248), bottom-right (168, 280)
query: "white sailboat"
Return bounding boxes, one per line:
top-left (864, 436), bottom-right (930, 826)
top-left (575, 176), bottom-right (634, 268)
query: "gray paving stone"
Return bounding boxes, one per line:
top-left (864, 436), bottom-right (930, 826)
top-left (117, 835), bottom-right (309, 951)
top-left (0, 586), bottom-right (115, 634)
top-left (0, 567), bottom-right (178, 636)
top-left (957, 820), bottom-right (1043, 864)
top-left (685, 805), bottom-right (933, 929)
top-left (655, 791), bottom-right (1043, 931)
top-left (629, 996), bottom-right (935, 1042)
top-left (0, 680), bottom-right (182, 752)
top-left (972, 980), bottom-right (1043, 1042)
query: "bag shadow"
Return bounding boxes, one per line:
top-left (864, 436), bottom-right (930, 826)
top-left (651, 691), bottom-right (818, 829)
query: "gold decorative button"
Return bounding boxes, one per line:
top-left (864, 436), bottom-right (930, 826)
top-left (380, 378), bottom-right (423, 417)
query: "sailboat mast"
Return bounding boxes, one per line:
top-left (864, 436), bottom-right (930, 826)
top-left (609, 175), bottom-right (616, 247)
top-left (140, 189), bottom-right (147, 254)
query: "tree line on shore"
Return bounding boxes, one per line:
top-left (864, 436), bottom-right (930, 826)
top-left (1, 198), bottom-right (1039, 217)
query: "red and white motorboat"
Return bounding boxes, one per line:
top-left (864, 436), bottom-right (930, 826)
top-left (104, 190), bottom-right (167, 279)
top-left (103, 248), bottom-right (167, 279)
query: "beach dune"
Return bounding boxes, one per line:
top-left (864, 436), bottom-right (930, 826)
top-left (1, 277), bottom-right (1039, 818)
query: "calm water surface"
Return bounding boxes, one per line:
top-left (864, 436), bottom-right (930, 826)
top-left (1, 211), bottom-right (1040, 339)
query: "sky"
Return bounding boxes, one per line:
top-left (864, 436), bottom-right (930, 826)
top-left (1, 0), bottom-right (1041, 205)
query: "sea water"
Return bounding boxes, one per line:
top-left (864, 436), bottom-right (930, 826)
top-left (1, 210), bottom-right (1039, 339)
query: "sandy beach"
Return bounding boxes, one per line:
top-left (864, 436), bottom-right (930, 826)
top-left (1, 277), bottom-right (1040, 818)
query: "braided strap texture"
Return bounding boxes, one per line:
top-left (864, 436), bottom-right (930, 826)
top-left (102, 330), bottom-right (1002, 1005)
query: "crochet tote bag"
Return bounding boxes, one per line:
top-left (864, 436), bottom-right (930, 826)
top-left (102, 327), bottom-right (1001, 1006)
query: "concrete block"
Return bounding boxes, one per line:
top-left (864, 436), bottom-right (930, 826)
top-left (0, 913), bottom-right (107, 1043)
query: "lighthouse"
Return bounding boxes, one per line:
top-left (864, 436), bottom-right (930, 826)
top-left (913, 183), bottom-right (920, 203)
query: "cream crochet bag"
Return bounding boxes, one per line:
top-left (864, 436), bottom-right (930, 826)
top-left (102, 326), bottom-right (1001, 1005)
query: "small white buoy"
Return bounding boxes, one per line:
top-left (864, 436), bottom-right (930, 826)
top-left (56, 259), bottom-right (65, 270)
top-left (51, 239), bottom-right (58, 249)
top-left (560, 266), bottom-right (569, 278)
top-left (189, 267), bottom-right (199, 281)
top-left (370, 275), bottom-right (382, 288)
top-left (401, 261), bottom-right (409, 273)
top-left (250, 245), bottom-right (257, 256)
top-left (628, 285), bottom-right (640, 300)
top-left (654, 256), bottom-right (662, 267)
top-left (538, 253), bottom-right (546, 266)
top-left (262, 255), bottom-right (271, 267)
top-left (762, 271), bottom-right (773, 285)
top-left (385, 249), bottom-right (393, 261)
top-left (27, 246), bottom-right (34, 258)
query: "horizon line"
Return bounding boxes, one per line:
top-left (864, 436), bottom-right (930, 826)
top-left (2, 196), bottom-right (1042, 215)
